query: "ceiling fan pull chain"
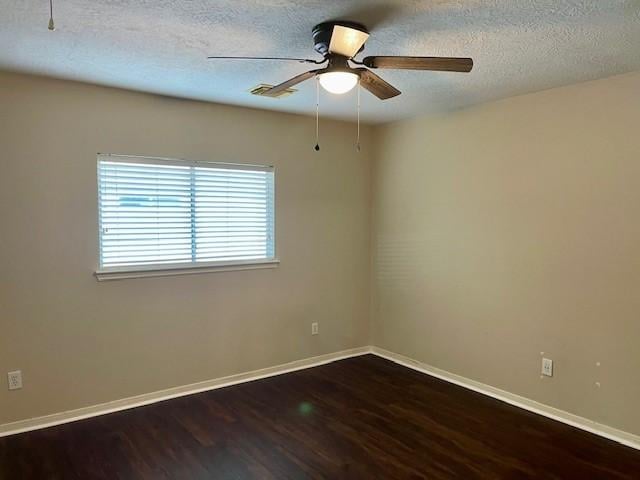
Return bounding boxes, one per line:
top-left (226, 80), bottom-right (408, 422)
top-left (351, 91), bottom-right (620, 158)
top-left (314, 77), bottom-right (320, 152)
top-left (356, 79), bottom-right (361, 152)
top-left (48, 0), bottom-right (55, 30)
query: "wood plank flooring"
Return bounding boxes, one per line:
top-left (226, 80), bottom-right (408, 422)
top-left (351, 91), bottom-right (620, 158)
top-left (1, 354), bottom-right (639, 479)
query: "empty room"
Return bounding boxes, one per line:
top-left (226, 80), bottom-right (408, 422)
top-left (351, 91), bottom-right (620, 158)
top-left (1, 1), bottom-right (640, 478)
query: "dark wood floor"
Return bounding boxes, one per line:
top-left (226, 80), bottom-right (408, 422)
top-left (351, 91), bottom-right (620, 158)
top-left (1, 355), bottom-right (639, 479)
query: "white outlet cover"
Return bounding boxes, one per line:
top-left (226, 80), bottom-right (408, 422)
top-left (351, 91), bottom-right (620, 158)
top-left (311, 323), bottom-right (319, 335)
top-left (8, 370), bottom-right (22, 390)
top-left (542, 358), bottom-right (553, 377)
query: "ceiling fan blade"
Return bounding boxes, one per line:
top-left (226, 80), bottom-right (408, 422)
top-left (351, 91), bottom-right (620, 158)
top-left (355, 68), bottom-right (401, 100)
top-left (363, 56), bottom-right (473, 72)
top-left (328, 25), bottom-right (370, 58)
top-left (262, 69), bottom-right (325, 97)
top-left (207, 56), bottom-right (323, 64)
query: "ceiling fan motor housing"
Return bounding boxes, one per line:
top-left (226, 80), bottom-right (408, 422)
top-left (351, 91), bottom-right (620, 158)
top-left (326, 54), bottom-right (351, 72)
top-left (312, 21), bottom-right (369, 56)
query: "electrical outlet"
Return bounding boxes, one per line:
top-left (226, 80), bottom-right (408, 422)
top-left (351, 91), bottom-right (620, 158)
top-left (311, 322), bottom-right (319, 335)
top-left (8, 371), bottom-right (22, 390)
top-left (541, 358), bottom-right (553, 377)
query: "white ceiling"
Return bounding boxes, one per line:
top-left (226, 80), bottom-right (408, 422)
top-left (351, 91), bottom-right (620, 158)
top-left (2, 1), bottom-right (639, 123)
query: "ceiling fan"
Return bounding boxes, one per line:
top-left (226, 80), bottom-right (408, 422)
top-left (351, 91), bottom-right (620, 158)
top-left (207, 21), bottom-right (473, 100)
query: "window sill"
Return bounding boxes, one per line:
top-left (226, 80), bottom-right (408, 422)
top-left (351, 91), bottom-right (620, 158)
top-left (94, 259), bottom-right (280, 282)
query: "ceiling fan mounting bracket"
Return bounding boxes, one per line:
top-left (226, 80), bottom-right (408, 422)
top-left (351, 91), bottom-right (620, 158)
top-left (312, 21), bottom-right (369, 56)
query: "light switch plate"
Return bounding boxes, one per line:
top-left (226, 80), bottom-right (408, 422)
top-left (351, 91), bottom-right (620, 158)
top-left (8, 370), bottom-right (22, 390)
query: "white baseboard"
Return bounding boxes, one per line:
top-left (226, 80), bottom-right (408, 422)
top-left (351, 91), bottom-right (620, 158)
top-left (370, 346), bottom-right (640, 451)
top-left (3, 345), bottom-right (639, 452)
top-left (0, 346), bottom-right (372, 438)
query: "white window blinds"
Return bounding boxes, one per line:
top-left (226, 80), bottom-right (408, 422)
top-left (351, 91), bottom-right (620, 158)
top-left (97, 155), bottom-right (275, 271)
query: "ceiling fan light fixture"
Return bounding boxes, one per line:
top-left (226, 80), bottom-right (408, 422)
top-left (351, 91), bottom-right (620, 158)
top-left (318, 71), bottom-right (359, 95)
top-left (328, 25), bottom-right (369, 58)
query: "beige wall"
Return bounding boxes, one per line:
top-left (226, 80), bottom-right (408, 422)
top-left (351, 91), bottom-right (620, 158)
top-left (371, 71), bottom-right (640, 436)
top-left (0, 72), bottom-right (372, 425)
top-left (4, 67), bottom-right (640, 438)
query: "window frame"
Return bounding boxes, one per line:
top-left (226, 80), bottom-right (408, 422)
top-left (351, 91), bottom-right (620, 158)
top-left (94, 154), bottom-right (278, 281)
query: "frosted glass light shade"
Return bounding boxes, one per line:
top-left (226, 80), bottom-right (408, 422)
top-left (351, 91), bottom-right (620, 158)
top-left (318, 72), bottom-right (359, 94)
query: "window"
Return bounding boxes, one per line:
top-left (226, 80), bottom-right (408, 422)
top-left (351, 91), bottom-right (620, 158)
top-left (96, 154), bottom-right (276, 280)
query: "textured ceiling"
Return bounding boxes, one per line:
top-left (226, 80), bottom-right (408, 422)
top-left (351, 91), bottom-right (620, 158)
top-left (1, 1), bottom-right (639, 123)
